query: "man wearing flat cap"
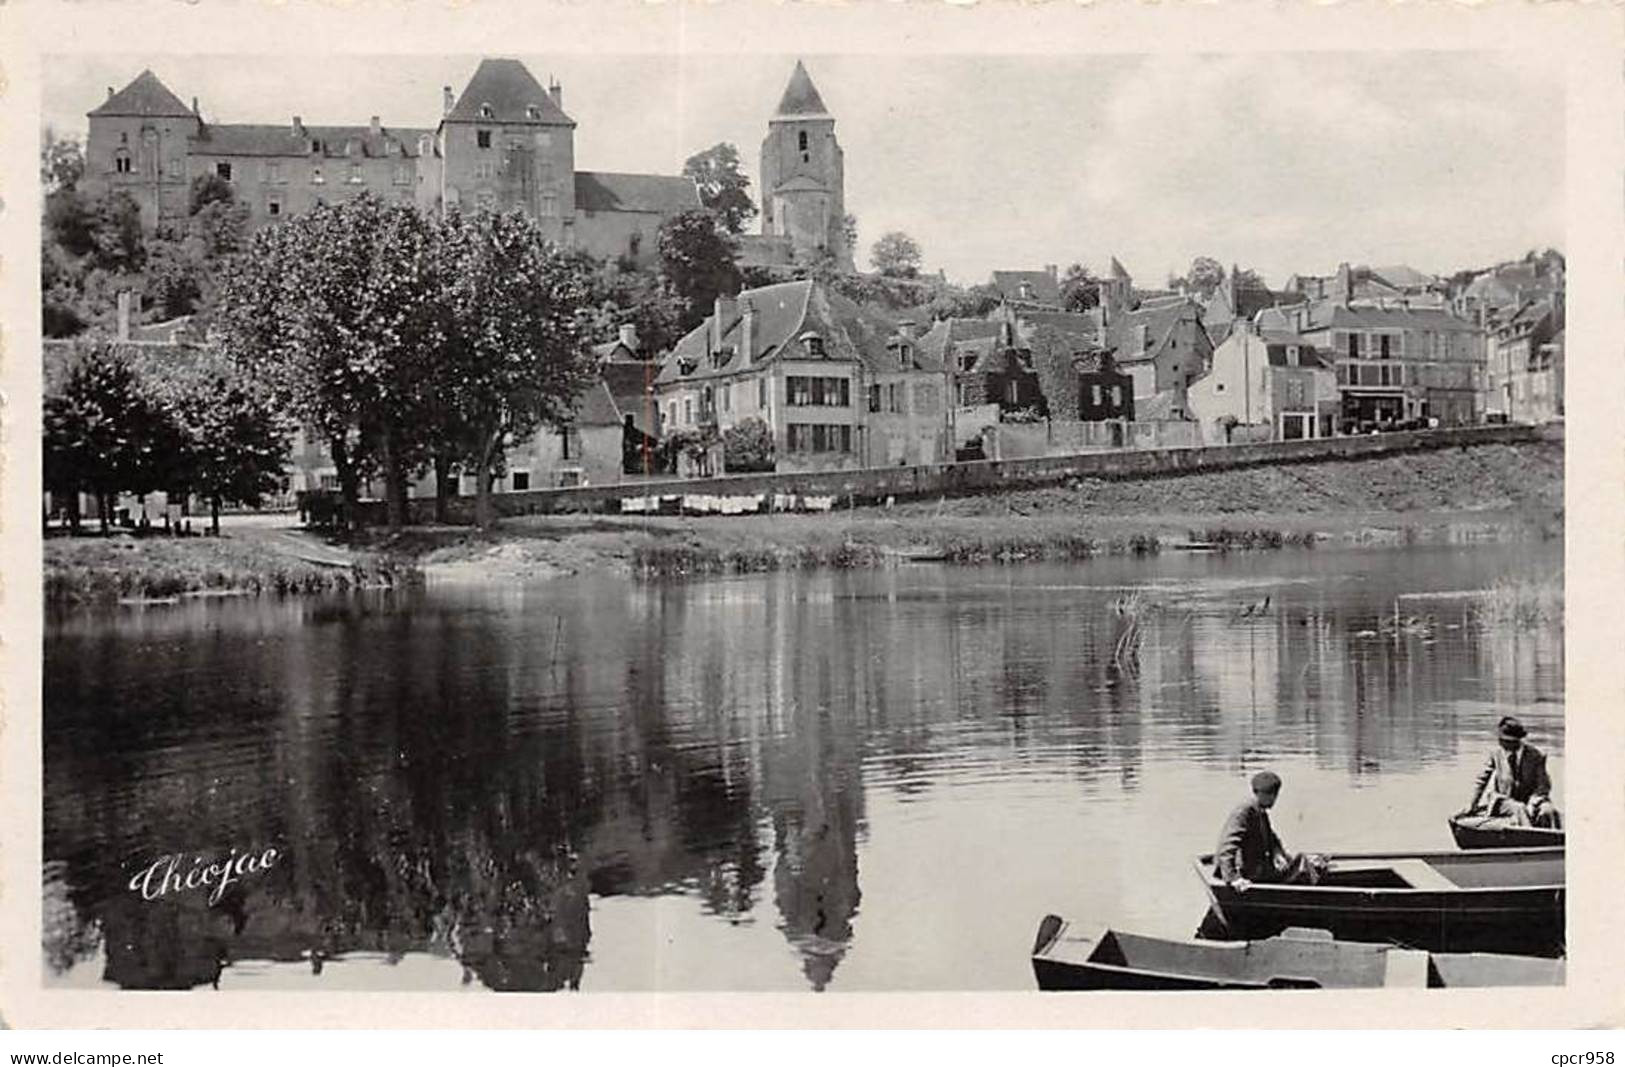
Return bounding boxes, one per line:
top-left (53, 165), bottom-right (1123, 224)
top-left (1461, 715), bottom-right (1560, 828)
top-left (1215, 771), bottom-right (1321, 890)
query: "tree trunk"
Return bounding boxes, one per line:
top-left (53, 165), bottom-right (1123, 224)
top-left (474, 430), bottom-right (500, 531)
top-left (66, 485), bottom-right (82, 535)
top-left (96, 490), bottom-right (109, 535)
top-left (331, 435), bottom-right (361, 531)
top-left (378, 424), bottom-right (406, 532)
top-left (210, 494), bottom-right (221, 536)
top-left (433, 452), bottom-right (454, 525)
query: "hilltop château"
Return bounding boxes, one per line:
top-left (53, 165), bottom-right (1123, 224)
top-left (79, 59), bottom-right (699, 270)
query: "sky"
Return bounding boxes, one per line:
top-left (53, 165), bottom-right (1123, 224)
top-left (43, 51), bottom-right (1565, 288)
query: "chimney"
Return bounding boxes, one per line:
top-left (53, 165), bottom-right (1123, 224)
top-left (107, 87), bottom-right (115, 101)
top-left (713, 292), bottom-right (737, 353)
top-left (618, 323), bottom-right (639, 353)
top-left (740, 298), bottom-right (756, 366)
top-left (548, 78), bottom-right (563, 109)
top-left (370, 115), bottom-right (381, 136)
top-left (1045, 264), bottom-right (1058, 282)
top-left (443, 86), bottom-right (455, 115)
top-left (116, 291), bottom-right (131, 342)
top-left (191, 96), bottom-right (199, 116)
top-left (293, 115), bottom-right (305, 138)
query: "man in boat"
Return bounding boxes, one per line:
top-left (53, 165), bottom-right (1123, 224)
top-left (1460, 715), bottom-right (1560, 829)
top-left (1215, 771), bottom-right (1322, 890)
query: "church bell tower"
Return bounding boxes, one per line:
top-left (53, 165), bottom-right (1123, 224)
top-left (760, 60), bottom-right (852, 271)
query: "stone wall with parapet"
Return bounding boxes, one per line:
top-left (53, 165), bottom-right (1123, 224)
top-left (357, 422), bottom-right (1558, 526)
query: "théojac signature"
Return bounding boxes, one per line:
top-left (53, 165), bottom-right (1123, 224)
top-left (128, 847), bottom-right (280, 906)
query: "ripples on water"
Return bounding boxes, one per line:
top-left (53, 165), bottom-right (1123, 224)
top-left (43, 544), bottom-right (1563, 991)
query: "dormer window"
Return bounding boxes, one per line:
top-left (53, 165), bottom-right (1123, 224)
top-left (677, 356), bottom-right (697, 376)
top-left (526, 105), bottom-right (542, 120)
top-left (799, 332), bottom-right (825, 358)
top-left (896, 342), bottom-right (912, 368)
top-left (478, 102), bottom-right (494, 119)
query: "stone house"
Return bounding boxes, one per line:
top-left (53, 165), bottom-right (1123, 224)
top-left (1105, 295), bottom-right (1214, 420)
top-left (861, 322), bottom-right (952, 467)
top-left (1187, 322), bottom-right (1338, 444)
top-left (653, 280), bottom-right (945, 473)
top-left (1263, 301), bottom-right (1485, 428)
top-left (1487, 297), bottom-right (1564, 424)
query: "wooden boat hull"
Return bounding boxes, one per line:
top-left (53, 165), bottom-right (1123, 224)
top-left (1193, 847), bottom-right (1564, 956)
top-left (1031, 916), bottom-right (1564, 991)
top-left (1449, 815), bottom-right (1564, 850)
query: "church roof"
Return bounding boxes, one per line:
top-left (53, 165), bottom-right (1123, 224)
top-left (90, 69), bottom-right (194, 119)
top-left (771, 60), bottom-right (832, 122)
top-left (574, 171), bottom-right (701, 215)
top-left (445, 58), bottom-right (575, 126)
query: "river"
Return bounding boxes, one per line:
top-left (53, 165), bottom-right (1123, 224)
top-left (42, 542), bottom-right (1563, 991)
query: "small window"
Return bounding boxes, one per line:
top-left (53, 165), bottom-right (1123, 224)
top-left (216, 161), bottom-right (233, 181)
top-left (512, 471), bottom-right (530, 491)
top-left (394, 163), bottom-right (411, 186)
top-left (167, 158), bottom-right (182, 179)
top-left (1092, 384), bottom-right (1103, 406)
top-left (526, 105), bottom-right (541, 120)
top-left (540, 193), bottom-right (558, 217)
top-left (805, 336), bottom-right (825, 357)
top-left (114, 151), bottom-right (133, 174)
top-left (798, 130), bottom-right (808, 152)
top-left (267, 197), bottom-right (282, 217)
top-left (478, 103), bottom-right (494, 119)
top-left (477, 129), bottom-right (492, 149)
top-left (868, 384), bottom-right (881, 413)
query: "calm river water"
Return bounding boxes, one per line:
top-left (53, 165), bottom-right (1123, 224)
top-left (43, 543), bottom-right (1563, 992)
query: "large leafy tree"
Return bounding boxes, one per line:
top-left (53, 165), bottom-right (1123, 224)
top-left (870, 231), bottom-right (922, 278)
top-left (681, 143), bottom-right (756, 235)
top-left (43, 344), bottom-right (178, 533)
top-left (146, 349), bottom-right (291, 534)
top-left (215, 199), bottom-right (386, 525)
top-left (657, 208), bottom-right (740, 330)
top-left (436, 208), bottom-right (598, 529)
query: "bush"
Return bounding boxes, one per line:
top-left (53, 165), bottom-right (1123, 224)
top-left (723, 417), bottom-right (775, 473)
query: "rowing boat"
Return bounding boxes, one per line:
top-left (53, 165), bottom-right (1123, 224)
top-left (1193, 846), bottom-right (1564, 955)
top-left (1448, 814), bottom-right (1564, 850)
top-left (1030, 916), bottom-right (1565, 991)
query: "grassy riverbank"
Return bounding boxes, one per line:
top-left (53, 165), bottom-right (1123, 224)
top-left (395, 438), bottom-right (1562, 582)
top-left (44, 532), bottom-right (419, 605)
top-left (48, 437), bottom-right (1563, 598)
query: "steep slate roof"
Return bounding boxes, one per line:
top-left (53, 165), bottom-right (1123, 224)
top-left (656, 280), bottom-right (821, 386)
top-left (1298, 302), bottom-right (1481, 333)
top-left (446, 58), bottom-right (574, 126)
top-left (918, 318), bottom-right (1003, 373)
top-left (90, 70), bottom-right (195, 118)
top-left (1258, 331), bottom-right (1330, 368)
top-left (990, 270), bottom-right (1061, 308)
top-left (574, 171), bottom-right (701, 214)
top-left (194, 124), bottom-right (435, 158)
top-left (1108, 297), bottom-right (1208, 364)
top-left (1009, 309), bottom-right (1100, 341)
top-left (572, 380), bottom-right (625, 427)
top-left (772, 61), bottom-right (832, 120)
top-left (1371, 264), bottom-right (1439, 289)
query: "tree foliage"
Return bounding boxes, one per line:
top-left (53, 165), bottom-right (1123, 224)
top-left (1060, 263), bottom-right (1101, 312)
top-left (870, 231), bottom-right (922, 278)
top-left (682, 143), bottom-right (757, 235)
top-left (723, 417), bottom-right (775, 473)
top-left (41, 130), bottom-right (86, 195)
top-left (657, 209), bottom-right (740, 330)
top-left (1179, 255), bottom-right (1225, 298)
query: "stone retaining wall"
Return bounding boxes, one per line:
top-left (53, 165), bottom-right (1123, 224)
top-left (358, 422), bottom-right (1557, 526)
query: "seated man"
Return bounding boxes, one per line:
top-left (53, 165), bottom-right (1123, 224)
top-left (1461, 715), bottom-right (1561, 828)
top-left (1215, 771), bottom-right (1321, 889)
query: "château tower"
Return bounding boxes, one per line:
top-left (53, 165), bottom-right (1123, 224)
top-left (759, 61), bottom-right (852, 271)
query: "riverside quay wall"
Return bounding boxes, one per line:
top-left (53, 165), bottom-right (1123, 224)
top-left (360, 423), bottom-right (1557, 526)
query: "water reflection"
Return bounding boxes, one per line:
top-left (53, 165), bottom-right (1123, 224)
top-left (44, 545), bottom-right (1563, 991)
